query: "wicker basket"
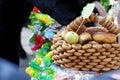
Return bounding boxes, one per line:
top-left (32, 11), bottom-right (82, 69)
top-left (51, 13), bottom-right (120, 71)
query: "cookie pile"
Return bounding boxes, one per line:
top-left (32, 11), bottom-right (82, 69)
top-left (51, 13), bottom-right (120, 71)
top-left (51, 33), bottom-right (120, 71)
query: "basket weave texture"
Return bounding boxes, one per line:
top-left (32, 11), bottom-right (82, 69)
top-left (51, 34), bottom-right (120, 71)
top-left (51, 13), bottom-right (120, 71)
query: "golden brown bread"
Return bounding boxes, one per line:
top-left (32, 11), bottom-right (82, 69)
top-left (86, 27), bottom-right (108, 35)
top-left (93, 32), bottom-right (117, 43)
top-left (79, 32), bottom-right (92, 44)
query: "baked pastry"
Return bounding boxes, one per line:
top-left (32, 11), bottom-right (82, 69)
top-left (93, 32), bottom-right (117, 43)
top-left (86, 27), bottom-right (108, 35)
top-left (79, 32), bottom-right (92, 44)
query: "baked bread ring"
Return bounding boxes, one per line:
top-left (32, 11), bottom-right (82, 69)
top-left (100, 62), bottom-right (108, 65)
top-left (90, 13), bottom-right (94, 22)
top-left (103, 58), bottom-right (112, 62)
top-left (84, 53), bottom-right (92, 57)
top-left (99, 17), bottom-right (106, 25)
top-left (102, 68), bottom-right (111, 71)
top-left (51, 45), bottom-right (58, 50)
top-left (113, 57), bottom-right (119, 60)
top-left (67, 63), bottom-right (76, 66)
top-left (56, 40), bottom-right (66, 46)
top-left (82, 59), bottom-right (90, 63)
top-left (70, 67), bottom-right (79, 71)
top-left (107, 48), bottom-right (115, 52)
top-left (89, 56), bottom-right (97, 60)
top-left (88, 62), bottom-right (98, 66)
top-left (103, 44), bottom-right (112, 49)
top-left (56, 46), bottom-right (65, 52)
top-left (79, 56), bottom-right (87, 60)
top-left (108, 54), bottom-right (116, 58)
top-left (92, 44), bottom-right (102, 49)
top-left (84, 17), bottom-right (91, 23)
top-left (102, 52), bottom-right (111, 56)
top-left (105, 20), bottom-right (112, 28)
top-left (52, 55), bottom-right (60, 60)
top-left (116, 62), bottom-right (120, 66)
top-left (98, 56), bottom-right (106, 59)
top-left (107, 23), bottom-right (114, 30)
top-left (74, 65), bottom-right (83, 68)
top-left (62, 58), bottom-right (71, 63)
top-left (66, 16), bottom-right (83, 32)
top-left (69, 22), bottom-right (77, 31)
top-left (92, 52), bottom-right (100, 56)
top-left (74, 52), bottom-right (82, 56)
top-left (68, 56), bottom-right (77, 60)
top-left (77, 50), bottom-right (86, 53)
top-left (95, 65), bottom-right (104, 69)
top-left (75, 16), bottom-right (83, 26)
top-left (112, 66), bottom-right (120, 69)
top-left (65, 64), bottom-right (72, 68)
top-left (53, 37), bottom-right (62, 43)
top-left (112, 51), bottom-right (119, 54)
top-left (53, 61), bottom-right (59, 65)
top-left (72, 44), bottom-right (82, 50)
top-left (60, 64), bottom-right (66, 68)
top-left (73, 21), bottom-right (79, 30)
top-left (111, 43), bottom-right (120, 48)
top-left (59, 53), bottom-right (66, 58)
top-left (91, 68), bottom-right (100, 71)
top-left (86, 48), bottom-right (96, 53)
top-left (52, 50), bottom-right (59, 55)
top-left (94, 13), bottom-right (99, 23)
top-left (110, 61), bottom-right (117, 64)
top-left (102, 19), bottom-right (109, 26)
top-left (78, 62), bottom-right (86, 66)
top-left (66, 49), bottom-right (76, 53)
top-left (81, 68), bottom-right (90, 71)
top-left (85, 65), bottom-right (93, 69)
top-left (117, 54), bottom-right (120, 57)
top-left (63, 52), bottom-right (73, 57)
top-left (106, 64), bottom-right (114, 68)
top-left (92, 59), bottom-right (101, 63)
top-left (97, 48), bottom-right (106, 52)
top-left (73, 59), bottom-right (81, 63)
top-left (109, 25), bottom-right (117, 32)
top-left (116, 47), bottom-right (120, 51)
top-left (62, 43), bottom-right (72, 50)
top-left (113, 27), bottom-right (119, 34)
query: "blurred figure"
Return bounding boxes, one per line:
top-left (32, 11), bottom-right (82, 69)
top-left (0, 0), bottom-right (106, 66)
top-left (0, 58), bottom-right (30, 80)
top-left (0, 0), bottom-right (33, 65)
